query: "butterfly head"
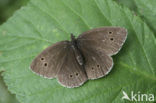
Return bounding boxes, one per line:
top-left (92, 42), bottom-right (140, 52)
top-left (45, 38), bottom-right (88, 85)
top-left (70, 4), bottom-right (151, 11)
top-left (71, 33), bottom-right (76, 41)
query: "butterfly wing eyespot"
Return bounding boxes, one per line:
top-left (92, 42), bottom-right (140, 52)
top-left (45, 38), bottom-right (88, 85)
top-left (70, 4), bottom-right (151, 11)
top-left (40, 57), bottom-right (44, 61)
top-left (69, 74), bottom-right (73, 78)
top-left (75, 72), bottom-right (79, 76)
top-left (110, 38), bottom-right (114, 41)
top-left (109, 31), bottom-right (112, 34)
top-left (97, 65), bottom-right (100, 68)
top-left (44, 63), bottom-right (48, 67)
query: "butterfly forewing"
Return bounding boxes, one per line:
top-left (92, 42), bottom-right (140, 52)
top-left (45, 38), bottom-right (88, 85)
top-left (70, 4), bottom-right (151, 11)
top-left (78, 27), bottom-right (127, 56)
top-left (30, 41), bottom-right (69, 79)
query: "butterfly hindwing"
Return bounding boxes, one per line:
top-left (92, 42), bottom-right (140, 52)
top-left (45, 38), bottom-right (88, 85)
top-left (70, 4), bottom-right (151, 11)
top-left (79, 47), bottom-right (113, 79)
top-left (57, 47), bottom-right (87, 88)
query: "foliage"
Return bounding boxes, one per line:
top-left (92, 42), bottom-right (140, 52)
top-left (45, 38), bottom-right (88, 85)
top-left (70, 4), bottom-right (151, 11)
top-left (0, 0), bottom-right (156, 103)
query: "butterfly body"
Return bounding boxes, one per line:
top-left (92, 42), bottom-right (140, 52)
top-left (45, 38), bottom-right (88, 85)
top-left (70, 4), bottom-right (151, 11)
top-left (70, 34), bottom-right (84, 66)
top-left (30, 27), bottom-right (127, 88)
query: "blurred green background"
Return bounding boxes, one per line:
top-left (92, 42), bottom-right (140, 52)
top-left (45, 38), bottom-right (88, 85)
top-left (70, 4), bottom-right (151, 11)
top-left (0, 72), bottom-right (19, 103)
top-left (0, 0), bottom-right (29, 24)
top-left (0, 0), bottom-right (29, 103)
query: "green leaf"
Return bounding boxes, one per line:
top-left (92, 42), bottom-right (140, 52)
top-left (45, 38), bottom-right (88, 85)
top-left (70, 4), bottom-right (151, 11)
top-left (114, 0), bottom-right (137, 11)
top-left (0, 0), bottom-right (30, 24)
top-left (115, 0), bottom-right (156, 36)
top-left (0, 0), bottom-right (156, 103)
top-left (134, 0), bottom-right (156, 35)
top-left (0, 72), bottom-right (19, 103)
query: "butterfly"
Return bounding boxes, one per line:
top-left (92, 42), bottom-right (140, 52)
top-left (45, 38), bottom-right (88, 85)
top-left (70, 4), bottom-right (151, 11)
top-left (30, 27), bottom-right (127, 88)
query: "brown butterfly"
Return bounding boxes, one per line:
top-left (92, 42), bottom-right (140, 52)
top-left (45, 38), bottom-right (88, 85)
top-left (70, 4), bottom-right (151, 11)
top-left (30, 27), bottom-right (127, 88)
